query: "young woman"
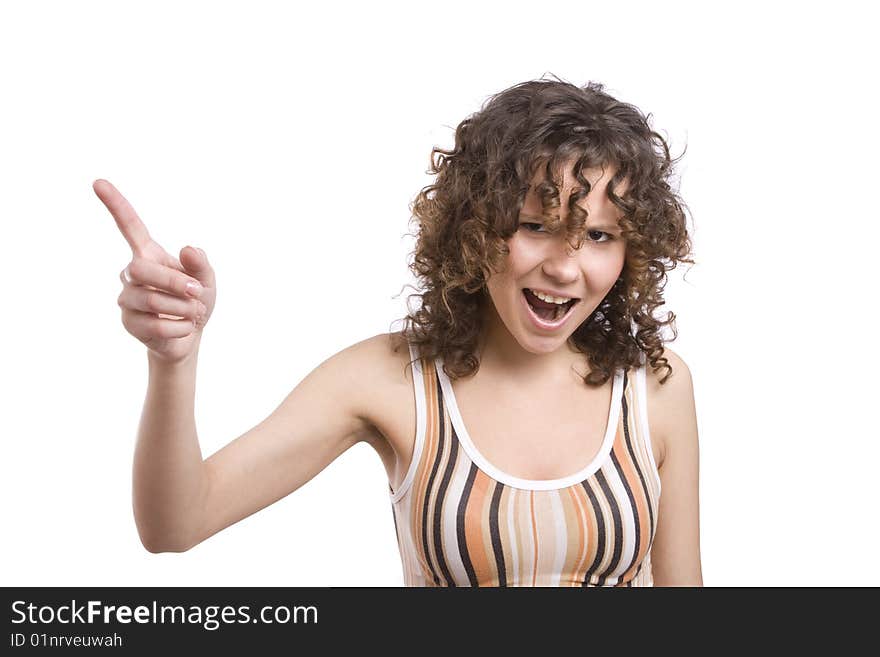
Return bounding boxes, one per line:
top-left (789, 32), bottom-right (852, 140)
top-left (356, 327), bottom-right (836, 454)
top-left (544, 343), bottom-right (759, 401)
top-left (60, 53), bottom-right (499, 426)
top-left (96, 77), bottom-right (702, 587)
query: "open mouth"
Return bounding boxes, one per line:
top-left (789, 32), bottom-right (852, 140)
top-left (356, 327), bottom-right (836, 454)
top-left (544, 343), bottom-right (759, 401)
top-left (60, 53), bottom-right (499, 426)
top-left (522, 288), bottom-right (579, 323)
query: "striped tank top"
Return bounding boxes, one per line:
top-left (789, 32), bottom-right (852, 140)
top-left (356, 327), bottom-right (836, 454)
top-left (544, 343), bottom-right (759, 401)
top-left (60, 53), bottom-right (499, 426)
top-left (388, 343), bottom-right (662, 587)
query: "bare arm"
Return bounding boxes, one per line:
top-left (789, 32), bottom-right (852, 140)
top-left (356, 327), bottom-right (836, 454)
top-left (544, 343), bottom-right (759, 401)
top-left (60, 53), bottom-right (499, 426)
top-left (134, 347), bottom-right (206, 552)
top-left (648, 348), bottom-right (704, 586)
top-left (94, 178), bottom-right (218, 552)
top-left (96, 179), bottom-right (393, 554)
top-left (135, 334), bottom-right (390, 553)
top-left (184, 336), bottom-right (386, 551)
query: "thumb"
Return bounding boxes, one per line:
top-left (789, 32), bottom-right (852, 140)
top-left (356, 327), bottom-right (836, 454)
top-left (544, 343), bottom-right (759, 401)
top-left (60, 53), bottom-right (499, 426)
top-left (180, 245), bottom-right (215, 288)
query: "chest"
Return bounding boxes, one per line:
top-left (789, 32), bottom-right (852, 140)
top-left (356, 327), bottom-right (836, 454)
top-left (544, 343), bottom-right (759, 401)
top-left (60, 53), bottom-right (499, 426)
top-left (449, 376), bottom-right (615, 482)
top-left (385, 364), bottom-right (663, 587)
top-left (370, 366), bottom-right (663, 494)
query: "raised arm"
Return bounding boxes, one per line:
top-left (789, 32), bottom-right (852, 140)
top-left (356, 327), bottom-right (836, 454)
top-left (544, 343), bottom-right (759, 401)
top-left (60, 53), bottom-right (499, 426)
top-left (95, 178), bottom-right (394, 553)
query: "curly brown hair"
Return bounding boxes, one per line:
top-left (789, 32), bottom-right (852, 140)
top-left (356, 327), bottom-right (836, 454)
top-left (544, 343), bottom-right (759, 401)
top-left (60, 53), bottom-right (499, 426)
top-left (394, 75), bottom-right (695, 386)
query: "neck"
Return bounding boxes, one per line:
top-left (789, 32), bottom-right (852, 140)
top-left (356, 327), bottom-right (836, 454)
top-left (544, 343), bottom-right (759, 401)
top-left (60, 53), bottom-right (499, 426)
top-left (476, 301), bottom-right (587, 387)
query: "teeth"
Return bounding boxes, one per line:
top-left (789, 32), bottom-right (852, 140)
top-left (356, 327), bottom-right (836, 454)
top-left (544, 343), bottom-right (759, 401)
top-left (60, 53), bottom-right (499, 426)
top-left (528, 289), bottom-right (572, 304)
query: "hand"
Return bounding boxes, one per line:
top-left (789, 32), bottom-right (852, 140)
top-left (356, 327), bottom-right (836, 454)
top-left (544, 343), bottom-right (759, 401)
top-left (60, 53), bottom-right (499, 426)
top-left (94, 179), bottom-right (217, 365)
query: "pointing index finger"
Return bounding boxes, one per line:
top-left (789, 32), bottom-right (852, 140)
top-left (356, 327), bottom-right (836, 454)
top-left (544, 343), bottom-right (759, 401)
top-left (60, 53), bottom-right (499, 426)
top-left (93, 179), bottom-right (153, 254)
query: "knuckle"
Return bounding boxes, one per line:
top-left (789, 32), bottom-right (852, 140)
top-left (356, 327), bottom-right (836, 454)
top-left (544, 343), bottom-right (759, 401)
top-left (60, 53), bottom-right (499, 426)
top-left (145, 291), bottom-right (161, 312)
top-left (153, 319), bottom-right (169, 339)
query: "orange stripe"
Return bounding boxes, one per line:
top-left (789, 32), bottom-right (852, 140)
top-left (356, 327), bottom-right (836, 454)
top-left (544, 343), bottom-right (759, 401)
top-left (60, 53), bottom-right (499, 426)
top-left (612, 438), bottom-right (651, 582)
top-left (464, 468), bottom-right (493, 585)
top-left (566, 485), bottom-right (589, 586)
top-left (412, 358), bottom-right (438, 583)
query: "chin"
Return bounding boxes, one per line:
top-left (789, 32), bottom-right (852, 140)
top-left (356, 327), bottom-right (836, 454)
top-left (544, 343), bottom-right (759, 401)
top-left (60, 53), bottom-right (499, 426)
top-left (514, 331), bottom-right (572, 355)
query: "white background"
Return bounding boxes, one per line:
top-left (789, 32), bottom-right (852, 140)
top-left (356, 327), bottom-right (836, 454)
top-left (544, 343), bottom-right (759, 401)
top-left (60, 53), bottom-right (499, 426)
top-left (2, 0), bottom-right (877, 587)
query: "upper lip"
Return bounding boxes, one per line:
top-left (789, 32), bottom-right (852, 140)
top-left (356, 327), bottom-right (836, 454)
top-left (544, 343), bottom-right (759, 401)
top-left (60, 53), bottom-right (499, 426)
top-left (524, 287), bottom-right (580, 300)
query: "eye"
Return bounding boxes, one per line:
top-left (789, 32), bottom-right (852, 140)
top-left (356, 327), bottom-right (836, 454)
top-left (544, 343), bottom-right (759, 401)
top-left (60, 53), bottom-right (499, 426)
top-left (519, 222), bottom-right (547, 233)
top-left (586, 230), bottom-right (613, 243)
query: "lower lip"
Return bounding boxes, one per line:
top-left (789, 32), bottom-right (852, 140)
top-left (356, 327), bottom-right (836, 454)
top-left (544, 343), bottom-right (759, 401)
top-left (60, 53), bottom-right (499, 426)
top-left (521, 290), bottom-right (579, 331)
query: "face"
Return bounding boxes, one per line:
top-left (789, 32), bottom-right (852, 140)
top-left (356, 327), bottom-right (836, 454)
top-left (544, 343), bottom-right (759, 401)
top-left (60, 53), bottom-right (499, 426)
top-left (483, 160), bottom-right (627, 356)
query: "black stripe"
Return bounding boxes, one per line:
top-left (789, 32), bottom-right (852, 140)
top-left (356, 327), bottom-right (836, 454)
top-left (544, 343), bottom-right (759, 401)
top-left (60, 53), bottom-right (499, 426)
top-left (420, 375), bottom-right (445, 586)
top-left (622, 369), bottom-right (656, 544)
top-left (593, 469), bottom-right (623, 586)
top-left (457, 461), bottom-right (479, 586)
top-left (581, 480), bottom-right (605, 587)
top-left (629, 561), bottom-right (643, 587)
top-left (612, 371), bottom-right (643, 580)
top-left (391, 503), bottom-right (400, 541)
top-left (489, 481), bottom-right (508, 587)
top-left (431, 382), bottom-right (458, 586)
top-left (610, 445), bottom-right (641, 581)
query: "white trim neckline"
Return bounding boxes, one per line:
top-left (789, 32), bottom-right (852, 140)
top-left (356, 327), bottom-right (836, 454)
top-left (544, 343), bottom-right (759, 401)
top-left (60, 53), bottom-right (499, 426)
top-left (434, 357), bottom-right (623, 491)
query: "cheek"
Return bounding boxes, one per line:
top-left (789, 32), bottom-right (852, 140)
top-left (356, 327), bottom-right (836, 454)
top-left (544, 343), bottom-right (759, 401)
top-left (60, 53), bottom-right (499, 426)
top-left (580, 248), bottom-right (626, 287)
top-left (485, 242), bottom-right (531, 303)
top-left (505, 236), bottom-right (543, 273)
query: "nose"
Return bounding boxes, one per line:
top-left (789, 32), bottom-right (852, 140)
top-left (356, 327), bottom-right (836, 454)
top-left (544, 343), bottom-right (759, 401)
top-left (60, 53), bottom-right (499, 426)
top-left (540, 235), bottom-right (580, 283)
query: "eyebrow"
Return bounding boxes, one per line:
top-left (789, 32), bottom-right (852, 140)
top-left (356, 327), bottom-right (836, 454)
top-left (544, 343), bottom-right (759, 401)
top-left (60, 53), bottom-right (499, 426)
top-left (519, 213), bottom-right (622, 231)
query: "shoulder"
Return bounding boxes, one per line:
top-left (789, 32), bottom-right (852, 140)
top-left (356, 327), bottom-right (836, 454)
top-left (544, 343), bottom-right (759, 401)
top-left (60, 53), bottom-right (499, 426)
top-left (327, 331), bottom-right (415, 399)
top-left (643, 346), bottom-right (696, 468)
top-left (647, 347), bottom-right (692, 387)
top-left (338, 331), bottom-right (414, 382)
top-left (329, 330), bottom-right (415, 432)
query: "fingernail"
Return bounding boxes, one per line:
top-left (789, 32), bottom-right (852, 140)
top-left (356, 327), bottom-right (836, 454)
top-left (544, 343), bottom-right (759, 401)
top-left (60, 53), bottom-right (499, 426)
top-left (186, 281), bottom-right (203, 297)
top-left (197, 247), bottom-right (205, 257)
